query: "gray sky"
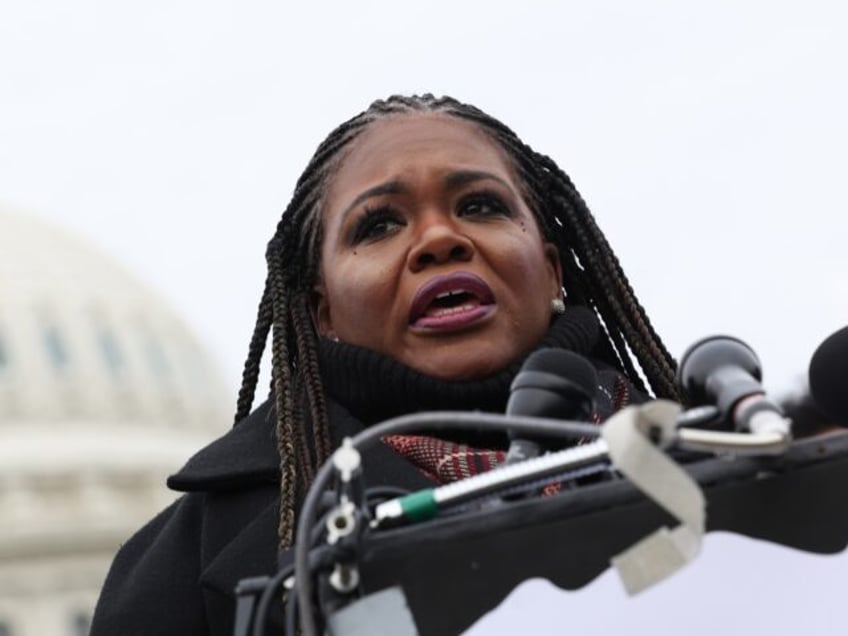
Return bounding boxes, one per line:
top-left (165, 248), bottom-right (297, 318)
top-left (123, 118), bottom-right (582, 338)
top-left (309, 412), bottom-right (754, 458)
top-left (2, 1), bottom-right (847, 633)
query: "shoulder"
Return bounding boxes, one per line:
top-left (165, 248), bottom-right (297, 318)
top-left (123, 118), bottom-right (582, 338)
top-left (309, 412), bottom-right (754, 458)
top-left (92, 402), bottom-right (285, 636)
top-left (168, 400), bottom-right (280, 492)
top-left (91, 494), bottom-right (209, 635)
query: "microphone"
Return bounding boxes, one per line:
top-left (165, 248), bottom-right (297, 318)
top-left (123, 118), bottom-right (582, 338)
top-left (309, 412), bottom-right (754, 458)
top-left (809, 325), bottom-right (848, 425)
top-left (677, 335), bottom-right (787, 435)
top-left (505, 348), bottom-right (598, 462)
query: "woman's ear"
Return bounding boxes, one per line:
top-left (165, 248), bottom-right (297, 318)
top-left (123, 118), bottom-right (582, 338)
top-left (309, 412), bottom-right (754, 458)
top-left (544, 243), bottom-right (564, 299)
top-left (312, 284), bottom-right (335, 339)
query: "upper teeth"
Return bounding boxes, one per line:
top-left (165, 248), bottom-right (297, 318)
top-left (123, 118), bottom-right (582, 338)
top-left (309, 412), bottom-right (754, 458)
top-left (435, 289), bottom-right (466, 300)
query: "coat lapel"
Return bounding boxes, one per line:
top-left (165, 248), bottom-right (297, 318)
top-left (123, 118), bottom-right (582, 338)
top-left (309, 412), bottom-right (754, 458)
top-left (166, 397), bottom-right (435, 634)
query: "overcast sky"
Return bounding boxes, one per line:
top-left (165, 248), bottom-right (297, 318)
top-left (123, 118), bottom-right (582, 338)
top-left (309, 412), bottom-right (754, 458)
top-left (2, 1), bottom-right (847, 633)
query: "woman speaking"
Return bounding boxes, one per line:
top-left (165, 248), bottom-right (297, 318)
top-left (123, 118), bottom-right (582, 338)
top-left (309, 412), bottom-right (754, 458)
top-left (91, 94), bottom-right (679, 635)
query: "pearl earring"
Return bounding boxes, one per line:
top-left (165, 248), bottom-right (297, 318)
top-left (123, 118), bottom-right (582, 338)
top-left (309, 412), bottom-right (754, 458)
top-left (551, 298), bottom-right (566, 315)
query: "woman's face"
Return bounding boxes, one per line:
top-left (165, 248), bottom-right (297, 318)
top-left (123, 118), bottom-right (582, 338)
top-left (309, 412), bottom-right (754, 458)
top-left (314, 113), bottom-right (562, 381)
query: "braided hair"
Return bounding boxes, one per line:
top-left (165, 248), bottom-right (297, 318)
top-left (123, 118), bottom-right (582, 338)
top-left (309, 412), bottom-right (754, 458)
top-left (232, 94), bottom-right (681, 549)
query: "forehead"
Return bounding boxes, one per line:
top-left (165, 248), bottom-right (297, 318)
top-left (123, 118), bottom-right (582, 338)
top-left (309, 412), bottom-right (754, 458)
top-left (325, 113), bottom-right (517, 203)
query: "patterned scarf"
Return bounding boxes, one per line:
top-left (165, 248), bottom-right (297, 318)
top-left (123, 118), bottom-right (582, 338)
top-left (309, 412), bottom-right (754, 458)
top-left (382, 369), bottom-right (635, 485)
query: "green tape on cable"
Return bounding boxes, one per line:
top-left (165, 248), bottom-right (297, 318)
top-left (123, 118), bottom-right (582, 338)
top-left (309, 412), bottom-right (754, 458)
top-left (399, 490), bottom-right (438, 523)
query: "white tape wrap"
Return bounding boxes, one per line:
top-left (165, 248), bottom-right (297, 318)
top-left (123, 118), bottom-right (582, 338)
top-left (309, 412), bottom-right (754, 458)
top-left (600, 400), bottom-right (706, 596)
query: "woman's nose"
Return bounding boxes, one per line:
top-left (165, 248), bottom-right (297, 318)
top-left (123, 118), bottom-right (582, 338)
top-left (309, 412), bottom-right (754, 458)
top-left (407, 217), bottom-right (474, 272)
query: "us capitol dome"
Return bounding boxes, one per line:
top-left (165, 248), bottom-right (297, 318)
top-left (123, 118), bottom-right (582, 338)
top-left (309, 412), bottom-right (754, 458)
top-left (0, 209), bottom-right (230, 635)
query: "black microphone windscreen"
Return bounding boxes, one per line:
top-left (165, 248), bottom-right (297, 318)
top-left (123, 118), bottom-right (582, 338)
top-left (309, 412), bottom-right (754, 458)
top-left (809, 326), bottom-right (848, 424)
top-left (676, 335), bottom-right (762, 407)
top-left (521, 348), bottom-right (598, 397)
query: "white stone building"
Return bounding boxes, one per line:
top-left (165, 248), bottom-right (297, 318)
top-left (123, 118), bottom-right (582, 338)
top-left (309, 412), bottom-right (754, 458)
top-left (0, 210), bottom-right (229, 635)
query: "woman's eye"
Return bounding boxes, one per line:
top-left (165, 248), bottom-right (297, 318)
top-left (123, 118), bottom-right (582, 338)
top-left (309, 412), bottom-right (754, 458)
top-left (458, 194), bottom-right (512, 219)
top-left (352, 207), bottom-right (404, 244)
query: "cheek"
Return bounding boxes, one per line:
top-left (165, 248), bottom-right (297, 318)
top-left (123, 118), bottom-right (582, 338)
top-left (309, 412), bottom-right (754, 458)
top-left (326, 255), bottom-right (398, 332)
top-left (494, 237), bottom-right (557, 320)
top-left (503, 237), bottom-right (553, 285)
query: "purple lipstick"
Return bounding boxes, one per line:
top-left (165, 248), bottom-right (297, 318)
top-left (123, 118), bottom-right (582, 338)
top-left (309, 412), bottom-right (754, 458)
top-left (409, 271), bottom-right (496, 331)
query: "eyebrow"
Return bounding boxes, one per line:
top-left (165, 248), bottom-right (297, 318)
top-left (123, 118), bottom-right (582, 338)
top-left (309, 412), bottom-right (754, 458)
top-left (340, 180), bottom-right (408, 226)
top-left (444, 170), bottom-right (511, 190)
top-left (339, 170), bottom-right (512, 226)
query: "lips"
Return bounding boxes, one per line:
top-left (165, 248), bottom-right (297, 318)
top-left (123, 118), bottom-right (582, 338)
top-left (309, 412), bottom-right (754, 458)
top-left (409, 272), bottom-right (496, 330)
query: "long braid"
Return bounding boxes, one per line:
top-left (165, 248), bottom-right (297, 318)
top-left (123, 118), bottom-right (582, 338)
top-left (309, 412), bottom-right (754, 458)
top-left (266, 242), bottom-right (298, 549)
top-left (233, 110), bottom-right (387, 550)
top-left (540, 159), bottom-right (679, 399)
top-left (548, 186), bottom-right (650, 389)
top-left (232, 93), bottom-right (682, 551)
top-left (292, 294), bottom-right (333, 466)
top-left (289, 370), bottom-right (315, 488)
top-left (539, 155), bottom-right (677, 383)
top-left (233, 277), bottom-right (272, 425)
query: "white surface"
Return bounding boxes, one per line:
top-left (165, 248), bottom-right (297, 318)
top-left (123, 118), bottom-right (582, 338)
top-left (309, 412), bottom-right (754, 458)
top-left (2, 1), bottom-right (845, 399)
top-left (2, 0), bottom-right (846, 631)
top-left (467, 532), bottom-right (848, 635)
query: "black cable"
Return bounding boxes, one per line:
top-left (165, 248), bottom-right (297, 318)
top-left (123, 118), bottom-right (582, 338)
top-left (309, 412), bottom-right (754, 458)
top-left (365, 485), bottom-right (411, 509)
top-left (284, 583), bottom-right (298, 636)
top-left (251, 509), bottom-right (340, 636)
top-left (309, 510), bottom-right (331, 547)
top-left (367, 485), bottom-right (411, 498)
top-left (252, 563), bottom-right (294, 636)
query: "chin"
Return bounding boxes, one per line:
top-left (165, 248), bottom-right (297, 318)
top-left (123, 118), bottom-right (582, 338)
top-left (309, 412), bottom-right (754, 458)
top-left (408, 354), bottom-right (509, 382)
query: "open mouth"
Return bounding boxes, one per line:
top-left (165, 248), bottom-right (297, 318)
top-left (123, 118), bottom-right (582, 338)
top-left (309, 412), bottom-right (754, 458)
top-left (425, 290), bottom-right (480, 316)
top-left (409, 272), bottom-right (496, 330)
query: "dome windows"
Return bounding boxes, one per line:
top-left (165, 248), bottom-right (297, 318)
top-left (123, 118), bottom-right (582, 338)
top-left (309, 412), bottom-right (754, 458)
top-left (95, 325), bottom-right (123, 375)
top-left (0, 330), bottom-right (9, 372)
top-left (43, 323), bottom-right (71, 372)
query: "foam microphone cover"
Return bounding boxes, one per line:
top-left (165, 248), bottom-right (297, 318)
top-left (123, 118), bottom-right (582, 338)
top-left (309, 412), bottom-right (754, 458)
top-left (676, 335), bottom-right (762, 409)
top-left (809, 326), bottom-right (848, 425)
top-left (507, 348), bottom-right (598, 421)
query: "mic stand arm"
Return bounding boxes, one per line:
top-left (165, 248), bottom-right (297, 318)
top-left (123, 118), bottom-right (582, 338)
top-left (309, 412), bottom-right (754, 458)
top-left (374, 406), bottom-right (791, 527)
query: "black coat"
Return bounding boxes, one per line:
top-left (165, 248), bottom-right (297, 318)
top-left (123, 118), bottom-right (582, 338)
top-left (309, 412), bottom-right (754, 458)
top-left (90, 398), bottom-right (434, 636)
top-left (91, 310), bottom-right (638, 635)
